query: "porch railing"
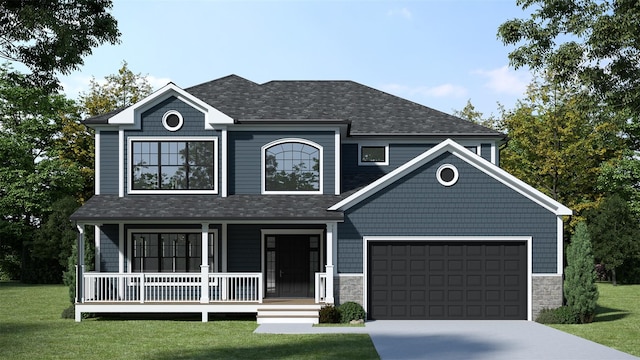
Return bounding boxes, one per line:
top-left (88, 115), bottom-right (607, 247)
top-left (82, 272), bottom-right (263, 303)
top-left (315, 272), bottom-right (327, 303)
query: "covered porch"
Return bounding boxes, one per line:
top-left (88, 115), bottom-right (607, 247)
top-left (71, 194), bottom-right (343, 323)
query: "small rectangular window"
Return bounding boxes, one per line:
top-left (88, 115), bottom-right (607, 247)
top-left (359, 145), bottom-right (388, 166)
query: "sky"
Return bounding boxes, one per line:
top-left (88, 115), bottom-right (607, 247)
top-left (59, 0), bottom-right (535, 119)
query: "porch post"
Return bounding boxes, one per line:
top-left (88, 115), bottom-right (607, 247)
top-left (200, 223), bottom-right (210, 304)
top-left (325, 222), bottom-right (336, 304)
top-left (76, 223), bottom-right (85, 304)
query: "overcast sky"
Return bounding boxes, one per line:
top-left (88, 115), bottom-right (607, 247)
top-left (59, 0), bottom-right (533, 118)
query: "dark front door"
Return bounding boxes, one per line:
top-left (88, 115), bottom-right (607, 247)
top-left (265, 234), bottom-right (320, 298)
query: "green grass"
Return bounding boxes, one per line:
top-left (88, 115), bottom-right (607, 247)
top-left (549, 283), bottom-right (640, 357)
top-left (0, 282), bottom-right (379, 360)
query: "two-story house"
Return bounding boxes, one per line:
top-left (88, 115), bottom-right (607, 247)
top-left (70, 75), bottom-right (571, 323)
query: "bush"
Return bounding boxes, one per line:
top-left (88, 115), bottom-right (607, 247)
top-left (61, 304), bottom-right (75, 319)
top-left (564, 222), bottom-right (599, 323)
top-left (338, 301), bottom-right (365, 323)
top-left (536, 306), bottom-right (580, 324)
top-left (319, 305), bottom-right (340, 323)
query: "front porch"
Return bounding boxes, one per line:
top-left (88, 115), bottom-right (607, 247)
top-left (75, 271), bottom-right (329, 323)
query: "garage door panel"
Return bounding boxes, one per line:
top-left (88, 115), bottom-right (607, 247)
top-left (368, 241), bottom-right (527, 320)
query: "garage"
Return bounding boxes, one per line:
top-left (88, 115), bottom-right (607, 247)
top-left (368, 241), bottom-right (528, 320)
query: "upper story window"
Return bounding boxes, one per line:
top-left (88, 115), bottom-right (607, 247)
top-left (358, 144), bottom-right (388, 166)
top-left (129, 137), bottom-right (217, 194)
top-left (262, 138), bottom-right (323, 194)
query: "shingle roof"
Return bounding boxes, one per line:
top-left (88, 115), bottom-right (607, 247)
top-left (186, 75), bottom-right (502, 136)
top-left (70, 194), bottom-right (344, 222)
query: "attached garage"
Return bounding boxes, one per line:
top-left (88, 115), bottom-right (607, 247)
top-left (367, 239), bottom-right (529, 320)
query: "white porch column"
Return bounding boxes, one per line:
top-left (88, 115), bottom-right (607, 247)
top-left (76, 224), bottom-right (85, 302)
top-left (200, 223), bottom-right (210, 304)
top-left (325, 222), bottom-right (337, 304)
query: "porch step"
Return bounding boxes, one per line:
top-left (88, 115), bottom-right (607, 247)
top-left (257, 306), bottom-right (321, 324)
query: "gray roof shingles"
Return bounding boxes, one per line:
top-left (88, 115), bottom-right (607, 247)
top-left (70, 194), bottom-right (344, 222)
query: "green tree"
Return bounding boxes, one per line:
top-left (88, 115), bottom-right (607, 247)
top-left (586, 194), bottom-right (640, 285)
top-left (499, 77), bottom-right (620, 219)
top-left (0, 65), bottom-right (84, 281)
top-left (80, 61), bottom-right (153, 117)
top-left (564, 222), bottom-right (599, 323)
top-left (452, 99), bottom-right (501, 130)
top-left (0, 0), bottom-right (120, 88)
top-left (497, 0), bottom-right (640, 119)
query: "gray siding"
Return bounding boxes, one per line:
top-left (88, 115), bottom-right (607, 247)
top-left (99, 131), bottom-right (119, 194)
top-left (228, 131), bottom-right (335, 195)
top-left (99, 224), bottom-right (120, 272)
top-left (123, 96), bottom-right (220, 194)
top-left (481, 143), bottom-right (492, 162)
top-left (338, 152), bottom-right (558, 274)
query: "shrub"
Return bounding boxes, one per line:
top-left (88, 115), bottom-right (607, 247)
top-left (319, 305), bottom-right (340, 323)
top-left (565, 222), bottom-right (599, 323)
top-left (536, 306), bottom-right (580, 324)
top-left (61, 304), bottom-right (75, 319)
top-left (338, 301), bottom-right (365, 323)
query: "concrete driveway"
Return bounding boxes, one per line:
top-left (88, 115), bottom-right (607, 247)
top-left (255, 320), bottom-right (638, 360)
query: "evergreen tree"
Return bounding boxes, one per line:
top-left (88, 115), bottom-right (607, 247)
top-left (564, 222), bottom-right (599, 323)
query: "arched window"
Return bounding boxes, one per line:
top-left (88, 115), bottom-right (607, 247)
top-left (262, 139), bottom-right (322, 194)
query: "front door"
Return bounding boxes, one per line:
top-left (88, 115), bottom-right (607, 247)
top-left (265, 234), bottom-right (321, 298)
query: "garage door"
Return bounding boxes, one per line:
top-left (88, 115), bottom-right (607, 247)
top-left (368, 241), bottom-right (527, 320)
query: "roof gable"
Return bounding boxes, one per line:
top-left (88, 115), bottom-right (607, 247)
top-left (329, 139), bottom-right (572, 216)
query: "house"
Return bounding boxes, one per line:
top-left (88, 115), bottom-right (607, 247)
top-left (70, 75), bottom-right (571, 323)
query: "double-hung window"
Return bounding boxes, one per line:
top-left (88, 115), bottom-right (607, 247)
top-left (129, 138), bottom-right (217, 194)
top-left (131, 232), bottom-right (216, 273)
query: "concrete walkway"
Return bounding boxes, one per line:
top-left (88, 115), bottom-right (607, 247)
top-left (255, 320), bottom-right (638, 360)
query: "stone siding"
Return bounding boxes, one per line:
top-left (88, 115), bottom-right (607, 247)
top-left (532, 275), bottom-right (563, 319)
top-left (334, 275), bottom-right (363, 306)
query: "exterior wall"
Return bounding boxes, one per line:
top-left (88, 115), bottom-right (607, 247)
top-left (532, 275), bottom-right (564, 319)
top-left (99, 131), bottom-right (119, 194)
top-left (338, 152), bottom-right (559, 274)
top-left (99, 224), bottom-right (120, 272)
top-left (228, 131), bottom-right (335, 195)
top-left (334, 275), bottom-right (364, 306)
top-left (481, 143), bottom-right (492, 162)
top-left (122, 96), bottom-right (220, 195)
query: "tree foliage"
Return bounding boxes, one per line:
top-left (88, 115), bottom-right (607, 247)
top-left (79, 61), bottom-right (153, 117)
top-left (0, 0), bottom-right (120, 88)
top-left (498, 0), bottom-right (640, 117)
top-left (499, 77), bottom-right (621, 218)
top-left (586, 194), bottom-right (640, 285)
top-left (564, 222), bottom-right (598, 323)
top-left (452, 99), bottom-right (501, 130)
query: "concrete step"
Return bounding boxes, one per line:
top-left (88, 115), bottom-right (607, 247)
top-left (257, 306), bottom-right (320, 324)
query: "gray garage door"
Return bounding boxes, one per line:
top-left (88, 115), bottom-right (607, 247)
top-left (368, 241), bottom-right (527, 320)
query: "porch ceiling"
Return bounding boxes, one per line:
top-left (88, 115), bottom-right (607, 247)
top-left (70, 194), bottom-right (344, 222)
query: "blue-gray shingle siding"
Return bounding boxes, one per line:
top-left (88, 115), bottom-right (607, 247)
top-left (99, 224), bottom-right (120, 272)
top-left (228, 131), bottom-right (335, 195)
top-left (338, 152), bottom-right (558, 274)
top-left (481, 143), bottom-right (492, 162)
top-left (99, 131), bottom-right (119, 194)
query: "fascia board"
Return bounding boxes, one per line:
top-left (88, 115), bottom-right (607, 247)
top-left (107, 83), bottom-right (233, 126)
top-left (329, 138), bottom-right (573, 216)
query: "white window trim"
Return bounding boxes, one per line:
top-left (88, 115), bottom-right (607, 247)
top-left (261, 138), bottom-right (324, 195)
top-left (126, 228), bottom-right (218, 274)
top-left (362, 236), bottom-right (533, 321)
top-left (161, 110), bottom-right (184, 132)
top-left (436, 164), bottom-right (459, 186)
top-left (127, 136), bottom-right (218, 195)
top-left (358, 143), bottom-right (389, 166)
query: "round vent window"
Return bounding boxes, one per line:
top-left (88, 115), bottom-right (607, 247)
top-left (436, 164), bottom-right (458, 186)
top-left (162, 110), bottom-right (183, 131)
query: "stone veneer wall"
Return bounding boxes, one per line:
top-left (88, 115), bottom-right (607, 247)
top-left (532, 275), bottom-right (563, 319)
top-left (334, 275), bottom-right (363, 306)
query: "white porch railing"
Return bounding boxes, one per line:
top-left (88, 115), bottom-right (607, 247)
top-left (82, 272), bottom-right (263, 303)
top-left (315, 272), bottom-right (327, 303)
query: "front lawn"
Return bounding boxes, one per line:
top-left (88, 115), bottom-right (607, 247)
top-left (549, 283), bottom-right (640, 357)
top-left (0, 282), bottom-right (378, 360)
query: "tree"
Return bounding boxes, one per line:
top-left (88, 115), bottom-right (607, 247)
top-left (564, 222), bottom-right (598, 323)
top-left (79, 61), bottom-right (153, 117)
top-left (497, 0), bottom-right (640, 120)
top-left (586, 194), bottom-right (640, 285)
top-left (0, 65), bottom-right (84, 281)
top-left (452, 99), bottom-right (501, 130)
top-left (0, 0), bottom-right (120, 88)
top-left (499, 76), bottom-right (621, 219)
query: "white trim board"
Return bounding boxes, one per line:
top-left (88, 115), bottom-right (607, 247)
top-left (362, 236), bottom-right (533, 321)
top-left (329, 138), bottom-right (572, 216)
